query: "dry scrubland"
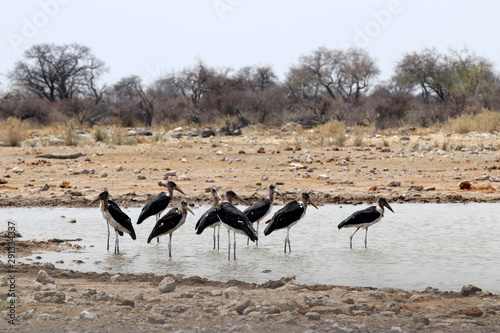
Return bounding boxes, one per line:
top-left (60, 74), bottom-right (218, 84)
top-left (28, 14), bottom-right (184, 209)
top-left (2, 119), bottom-right (500, 332)
top-left (1, 118), bottom-right (500, 207)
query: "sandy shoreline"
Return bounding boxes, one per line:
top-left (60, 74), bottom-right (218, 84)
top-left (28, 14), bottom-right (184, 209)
top-left (2, 130), bottom-right (500, 331)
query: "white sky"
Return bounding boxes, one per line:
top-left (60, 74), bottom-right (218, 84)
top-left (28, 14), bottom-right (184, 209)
top-left (1, 0), bottom-right (499, 88)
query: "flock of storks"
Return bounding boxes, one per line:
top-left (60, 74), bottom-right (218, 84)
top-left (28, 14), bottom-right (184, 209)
top-left (91, 181), bottom-right (394, 259)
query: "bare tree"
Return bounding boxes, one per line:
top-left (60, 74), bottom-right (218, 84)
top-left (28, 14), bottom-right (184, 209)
top-left (9, 43), bottom-right (108, 102)
top-left (286, 47), bottom-right (379, 123)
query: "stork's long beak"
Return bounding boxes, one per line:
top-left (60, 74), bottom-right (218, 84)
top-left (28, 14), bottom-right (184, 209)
top-left (186, 206), bottom-right (195, 215)
top-left (308, 199), bottom-right (319, 210)
top-left (174, 184), bottom-right (185, 196)
top-left (233, 193), bottom-right (247, 205)
top-left (89, 195), bottom-right (101, 205)
top-left (216, 191), bottom-right (223, 202)
top-left (385, 202), bottom-right (394, 213)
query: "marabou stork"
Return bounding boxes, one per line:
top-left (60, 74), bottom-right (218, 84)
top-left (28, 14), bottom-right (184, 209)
top-left (195, 188), bottom-right (245, 250)
top-left (147, 199), bottom-right (194, 257)
top-left (338, 197), bottom-right (394, 249)
top-left (215, 191), bottom-right (257, 260)
top-left (137, 180), bottom-right (185, 242)
top-left (91, 189), bottom-right (136, 254)
top-left (264, 192), bottom-right (318, 253)
top-left (243, 183), bottom-right (281, 245)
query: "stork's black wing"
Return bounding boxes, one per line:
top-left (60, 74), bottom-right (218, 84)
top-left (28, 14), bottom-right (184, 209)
top-left (147, 207), bottom-right (182, 243)
top-left (216, 202), bottom-right (257, 242)
top-left (263, 201), bottom-right (304, 235)
top-left (338, 205), bottom-right (380, 229)
top-left (195, 208), bottom-right (220, 234)
top-left (243, 198), bottom-right (271, 223)
top-left (137, 192), bottom-right (171, 224)
top-left (108, 201), bottom-right (136, 240)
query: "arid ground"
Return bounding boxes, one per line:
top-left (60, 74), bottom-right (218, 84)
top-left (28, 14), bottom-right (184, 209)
top-left (1, 127), bottom-right (500, 332)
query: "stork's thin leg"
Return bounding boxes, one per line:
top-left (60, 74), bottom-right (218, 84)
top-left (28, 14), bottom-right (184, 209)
top-left (247, 237), bottom-right (249, 246)
top-left (217, 225), bottom-right (220, 250)
top-left (286, 228), bottom-right (291, 253)
top-left (213, 227), bottom-right (216, 250)
top-left (227, 230), bottom-right (231, 261)
top-left (364, 228), bottom-right (368, 248)
top-left (349, 227), bottom-right (360, 249)
top-left (107, 223), bottom-right (110, 251)
top-left (168, 233), bottom-right (172, 258)
top-left (156, 213), bottom-right (160, 243)
top-left (115, 230), bottom-right (119, 254)
top-left (256, 222), bottom-right (259, 246)
top-left (233, 231), bottom-right (237, 260)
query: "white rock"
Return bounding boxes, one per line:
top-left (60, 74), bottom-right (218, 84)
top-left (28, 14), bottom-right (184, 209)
top-left (12, 167), bottom-right (24, 174)
top-left (159, 277), bottom-right (176, 293)
top-left (79, 310), bottom-right (97, 321)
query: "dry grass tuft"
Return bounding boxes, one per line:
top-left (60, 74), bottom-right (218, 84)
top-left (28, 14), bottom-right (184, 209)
top-left (0, 117), bottom-right (28, 147)
top-left (447, 109), bottom-right (500, 134)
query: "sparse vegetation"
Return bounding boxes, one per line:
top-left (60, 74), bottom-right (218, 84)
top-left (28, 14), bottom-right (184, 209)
top-left (0, 117), bottom-right (28, 146)
top-left (92, 127), bottom-right (109, 143)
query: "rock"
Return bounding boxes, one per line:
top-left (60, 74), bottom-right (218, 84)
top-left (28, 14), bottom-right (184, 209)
top-left (159, 277), bottom-right (176, 293)
top-left (0, 229), bottom-right (22, 238)
top-left (329, 323), bottom-right (351, 333)
top-left (12, 167), bottom-right (24, 174)
top-left (163, 170), bottom-right (177, 177)
top-left (400, 135), bottom-right (410, 141)
top-left (109, 274), bottom-right (122, 283)
top-left (0, 178), bottom-right (8, 184)
top-left (228, 298), bottom-right (252, 315)
top-left (409, 185), bottom-right (422, 191)
top-left (388, 181), bottom-right (401, 187)
top-left (423, 187), bottom-right (436, 191)
top-left (100, 172), bottom-right (108, 177)
top-left (79, 310), bottom-right (97, 321)
top-left (390, 327), bottom-right (403, 333)
top-left (0, 276), bottom-right (7, 287)
top-left (414, 317), bottom-right (430, 325)
top-left (135, 292), bottom-right (144, 300)
top-left (305, 312), bottom-right (321, 320)
top-left (317, 174), bottom-right (329, 180)
top-left (115, 165), bottom-right (124, 171)
top-left (380, 147), bottom-right (391, 152)
top-left (257, 147), bottom-right (265, 153)
top-left (461, 284), bottom-right (482, 296)
top-left (385, 302), bottom-right (401, 314)
top-left (40, 183), bottom-right (50, 191)
top-left (34, 290), bottom-right (66, 303)
top-left (148, 313), bottom-right (165, 324)
top-left (120, 299), bottom-right (135, 307)
top-left (81, 288), bottom-right (97, 299)
top-left (177, 174), bottom-right (191, 180)
top-left (35, 270), bottom-right (55, 285)
top-left (37, 313), bottom-right (58, 321)
top-left (95, 291), bottom-right (113, 302)
top-left (459, 181), bottom-right (472, 190)
top-left (223, 286), bottom-right (243, 299)
top-left (463, 307), bottom-right (483, 317)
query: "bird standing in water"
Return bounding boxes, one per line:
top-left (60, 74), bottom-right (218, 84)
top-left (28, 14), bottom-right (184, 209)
top-left (338, 197), bottom-right (394, 249)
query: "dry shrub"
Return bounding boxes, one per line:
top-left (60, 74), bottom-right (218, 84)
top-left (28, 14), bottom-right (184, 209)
top-left (0, 117), bottom-right (28, 146)
top-left (447, 109), bottom-right (500, 133)
top-left (317, 120), bottom-right (346, 147)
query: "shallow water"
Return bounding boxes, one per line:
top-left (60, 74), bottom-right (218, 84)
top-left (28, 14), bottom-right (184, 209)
top-left (1, 203), bottom-right (499, 293)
